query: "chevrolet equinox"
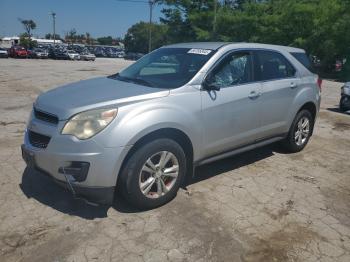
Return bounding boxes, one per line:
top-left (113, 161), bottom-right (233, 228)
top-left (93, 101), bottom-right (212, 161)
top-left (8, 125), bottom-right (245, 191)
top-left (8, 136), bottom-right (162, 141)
top-left (22, 42), bottom-right (321, 208)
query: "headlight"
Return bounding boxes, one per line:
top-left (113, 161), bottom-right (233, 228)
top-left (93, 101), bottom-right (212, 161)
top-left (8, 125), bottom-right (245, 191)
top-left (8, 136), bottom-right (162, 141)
top-left (62, 108), bottom-right (118, 140)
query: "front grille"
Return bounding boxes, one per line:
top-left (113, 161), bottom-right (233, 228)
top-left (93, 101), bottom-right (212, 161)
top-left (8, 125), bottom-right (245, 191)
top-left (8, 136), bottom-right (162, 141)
top-left (28, 130), bottom-right (51, 148)
top-left (34, 108), bottom-right (59, 124)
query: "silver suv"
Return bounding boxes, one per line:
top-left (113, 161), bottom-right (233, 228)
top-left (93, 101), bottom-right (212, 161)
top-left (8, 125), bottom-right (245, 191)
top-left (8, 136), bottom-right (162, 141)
top-left (22, 42), bottom-right (321, 208)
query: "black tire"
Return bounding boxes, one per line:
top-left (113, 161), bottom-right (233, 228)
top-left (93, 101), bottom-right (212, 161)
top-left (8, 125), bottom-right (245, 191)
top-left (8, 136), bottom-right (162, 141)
top-left (282, 110), bottom-right (314, 153)
top-left (119, 138), bottom-right (187, 209)
top-left (340, 96), bottom-right (350, 112)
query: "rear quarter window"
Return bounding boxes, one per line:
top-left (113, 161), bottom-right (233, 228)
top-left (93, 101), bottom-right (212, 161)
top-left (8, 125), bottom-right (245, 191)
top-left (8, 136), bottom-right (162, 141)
top-left (291, 52), bottom-right (315, 73)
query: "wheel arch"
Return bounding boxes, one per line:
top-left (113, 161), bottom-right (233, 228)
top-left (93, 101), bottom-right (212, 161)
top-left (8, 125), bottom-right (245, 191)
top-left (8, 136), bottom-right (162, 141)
top-left (116, 127), bottom-right (194, 189)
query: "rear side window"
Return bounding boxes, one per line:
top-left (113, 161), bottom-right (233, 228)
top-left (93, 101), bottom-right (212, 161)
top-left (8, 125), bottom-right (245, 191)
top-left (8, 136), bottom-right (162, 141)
top-left (255, 50), bottom-right (296, 81)
top-left (291, 52), bottom-right (315, 73)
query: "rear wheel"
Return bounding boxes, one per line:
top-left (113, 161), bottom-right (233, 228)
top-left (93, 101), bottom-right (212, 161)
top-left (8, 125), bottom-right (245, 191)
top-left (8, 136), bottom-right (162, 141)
top-left (282, 110), bottom-right (314, 153)
top-left (119, 138), bottom-right (186, 209)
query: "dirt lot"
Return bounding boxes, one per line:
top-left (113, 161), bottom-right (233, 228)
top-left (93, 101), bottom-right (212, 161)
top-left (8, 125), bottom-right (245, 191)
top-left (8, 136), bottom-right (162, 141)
top-left (0, 58), bottom-right (349, 262)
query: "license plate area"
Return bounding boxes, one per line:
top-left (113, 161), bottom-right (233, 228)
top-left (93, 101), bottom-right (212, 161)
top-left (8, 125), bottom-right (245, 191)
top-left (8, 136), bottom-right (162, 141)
top-left (21, 145), bottom-right (36, 168)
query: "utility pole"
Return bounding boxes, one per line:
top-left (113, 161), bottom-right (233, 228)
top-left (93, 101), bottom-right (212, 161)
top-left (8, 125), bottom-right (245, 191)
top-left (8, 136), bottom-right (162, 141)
top-left (115, 0), bottom-right (156, 52)
top-left (148, 0), bottom-right (154, 53)
top-left (213, 0), bottom-right (217, 39)
top-left (50, 12), bottom-right (56, 45)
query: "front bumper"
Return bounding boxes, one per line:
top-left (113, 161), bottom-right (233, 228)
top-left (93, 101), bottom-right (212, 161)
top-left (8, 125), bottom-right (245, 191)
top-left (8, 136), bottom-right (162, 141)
top-left (21, 142), bottom-right (118, 205)
top-left (21, 117), bottom-right (130, 205)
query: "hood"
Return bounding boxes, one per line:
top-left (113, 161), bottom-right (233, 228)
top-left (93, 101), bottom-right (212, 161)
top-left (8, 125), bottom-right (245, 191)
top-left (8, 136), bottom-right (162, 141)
top-left (35, 77), bottom-right (170, 120)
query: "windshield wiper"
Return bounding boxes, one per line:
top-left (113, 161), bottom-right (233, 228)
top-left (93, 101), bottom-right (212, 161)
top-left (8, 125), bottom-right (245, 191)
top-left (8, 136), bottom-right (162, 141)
top-left (109, 73), bottom-right (155, 87)
top-left (127, 77), bottom-right (155, 87)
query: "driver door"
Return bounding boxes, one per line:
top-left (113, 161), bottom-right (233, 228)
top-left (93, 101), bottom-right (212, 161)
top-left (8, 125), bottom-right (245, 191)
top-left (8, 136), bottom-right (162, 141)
top-left (201, 51), bottom-right (262, 158)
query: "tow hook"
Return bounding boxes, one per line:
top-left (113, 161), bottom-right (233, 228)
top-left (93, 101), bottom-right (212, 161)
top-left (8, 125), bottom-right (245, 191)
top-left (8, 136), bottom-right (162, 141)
top-left (61, 167), bottom-right (99, 207)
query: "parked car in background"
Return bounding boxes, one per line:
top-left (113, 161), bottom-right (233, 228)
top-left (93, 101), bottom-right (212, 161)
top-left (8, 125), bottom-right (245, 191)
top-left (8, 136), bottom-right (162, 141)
top-left (340, 82), bottom-right (350, 111)
top-left (0, 48), bottom-right (8, 58)
top-left (116, 51), bottom-right (125, 58)
top-left (335, 60), bottom-right (343, 72)
top-left (9, 46), bottom-right (28, 58)
top-left (48, 48), bottom-right (70, 60)
top-left (80, 52), bottom-right (96, 61)
top-left (67, 50), bottom-right (80, 60)
top-left (22, 42), bottom-right (321, 209)
top-left (124, 52), bottom-right (144, 60)
top-left (28, 48), bottom-right (48, 59)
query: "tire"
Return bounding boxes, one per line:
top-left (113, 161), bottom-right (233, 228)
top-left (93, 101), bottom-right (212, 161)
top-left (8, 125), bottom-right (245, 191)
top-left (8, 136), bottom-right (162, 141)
top-left (340, 96), bottom-right (350, 112)
top-left (282, 109), bottom-right (314, 153)
top-left (119, 138), bottom-right (186, 209)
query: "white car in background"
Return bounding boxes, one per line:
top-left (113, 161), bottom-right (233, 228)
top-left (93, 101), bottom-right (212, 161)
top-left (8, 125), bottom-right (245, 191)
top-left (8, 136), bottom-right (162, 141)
top-left (67, 50), bottom-right (80, 60)
top-left (80, 52), bottom-right (96, 61)
top-left (0, 48), bottom-right (9, 58)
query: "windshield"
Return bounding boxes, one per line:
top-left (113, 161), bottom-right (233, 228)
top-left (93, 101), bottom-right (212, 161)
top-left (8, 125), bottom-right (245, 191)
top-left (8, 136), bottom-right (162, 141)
top-left (115, 48), bottom-right (215, 89)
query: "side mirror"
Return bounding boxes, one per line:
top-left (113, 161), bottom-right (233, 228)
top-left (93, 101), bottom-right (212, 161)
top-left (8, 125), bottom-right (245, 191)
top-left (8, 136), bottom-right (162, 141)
top-left (202, 74), bottom-right (220, 91)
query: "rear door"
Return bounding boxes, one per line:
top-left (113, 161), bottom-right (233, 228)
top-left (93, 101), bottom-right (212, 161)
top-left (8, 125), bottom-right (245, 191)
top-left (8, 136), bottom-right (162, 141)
top-left (254, 50), bottom-right (299, 139)
top-left (201, 50), bottom-right (262, 157)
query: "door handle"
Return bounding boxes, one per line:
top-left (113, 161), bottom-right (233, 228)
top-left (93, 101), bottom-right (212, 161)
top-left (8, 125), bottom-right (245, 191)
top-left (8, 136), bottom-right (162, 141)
top-left (290, 82), bottom-right (298, 89)
top-left (248, 91), bottom-right (261, 99)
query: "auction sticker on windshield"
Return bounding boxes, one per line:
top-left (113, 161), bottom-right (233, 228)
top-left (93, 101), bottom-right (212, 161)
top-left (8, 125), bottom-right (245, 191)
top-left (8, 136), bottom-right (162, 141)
top-left (188, 49), bottom-right (212, 55)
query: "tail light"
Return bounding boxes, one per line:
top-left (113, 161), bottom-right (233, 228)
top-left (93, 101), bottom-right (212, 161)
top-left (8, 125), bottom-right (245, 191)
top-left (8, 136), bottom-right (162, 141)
top-left (317, 77), bottom-right (322, 92)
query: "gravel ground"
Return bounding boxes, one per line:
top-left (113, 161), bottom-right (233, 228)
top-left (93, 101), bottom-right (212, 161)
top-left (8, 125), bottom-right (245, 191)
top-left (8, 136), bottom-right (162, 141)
top-left (0, 58), bottom-right (349, 262)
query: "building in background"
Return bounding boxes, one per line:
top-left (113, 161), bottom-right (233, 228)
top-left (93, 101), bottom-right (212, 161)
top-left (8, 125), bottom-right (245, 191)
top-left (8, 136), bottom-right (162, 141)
top-left (0, 36), bottom-right (63, 48)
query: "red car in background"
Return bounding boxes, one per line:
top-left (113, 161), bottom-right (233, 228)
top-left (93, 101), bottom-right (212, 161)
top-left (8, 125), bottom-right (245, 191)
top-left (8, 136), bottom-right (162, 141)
top-left (9, 46), bottom-right (28, 58)
top-left (335, 60), bottom-right (343, 72)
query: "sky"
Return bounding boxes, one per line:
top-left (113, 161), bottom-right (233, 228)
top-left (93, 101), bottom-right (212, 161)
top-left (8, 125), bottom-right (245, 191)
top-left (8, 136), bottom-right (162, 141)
top-left (0, 0), bottom-right (164, 38)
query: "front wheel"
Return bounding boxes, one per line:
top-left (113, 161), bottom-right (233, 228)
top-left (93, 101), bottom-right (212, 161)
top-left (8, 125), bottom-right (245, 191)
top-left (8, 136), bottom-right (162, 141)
top-left (282, 110), bottom-right (314, 153)
top-left (119, 138), bottom-right (187, 209)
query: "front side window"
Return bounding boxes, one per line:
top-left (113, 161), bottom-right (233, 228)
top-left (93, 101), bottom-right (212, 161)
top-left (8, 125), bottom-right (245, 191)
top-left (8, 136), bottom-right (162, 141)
top-left (256, 50), bottom-right (296, 81)
top-left (115, 48), bottom-right (215, 89)
top-left (207, 52), bottom-right (253, 88)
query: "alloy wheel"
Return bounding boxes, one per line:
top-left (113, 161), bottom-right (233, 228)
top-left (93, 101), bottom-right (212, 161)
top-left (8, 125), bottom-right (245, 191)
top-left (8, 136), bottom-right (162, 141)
top-left (139, 151), bottom-right (179, 198)
top-left (294, 116), bottom-right (310, 146)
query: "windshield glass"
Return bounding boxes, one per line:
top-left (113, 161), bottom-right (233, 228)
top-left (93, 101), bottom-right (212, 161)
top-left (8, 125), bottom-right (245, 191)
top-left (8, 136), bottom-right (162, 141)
top-left (116, 48), bottom-right (215, 89)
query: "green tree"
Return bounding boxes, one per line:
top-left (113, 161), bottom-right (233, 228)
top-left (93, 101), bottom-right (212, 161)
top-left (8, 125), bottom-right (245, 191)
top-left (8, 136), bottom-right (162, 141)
top-left (125, 0), bottom-right (350, 77)
top-left (124, 22), bottom-right (168, 53)
top-left (65, 28), bottom-right (77, 43)
top-left (97, 36), bottom-right (113, 45)
top-left (19, 33), bottom-right (37, 49)
top-left (19, 19), bottom-right (36, 38)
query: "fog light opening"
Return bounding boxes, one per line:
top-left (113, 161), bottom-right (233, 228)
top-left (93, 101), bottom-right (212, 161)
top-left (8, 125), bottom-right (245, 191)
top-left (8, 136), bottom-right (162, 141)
top-left (58, 161), bottom-right (90, 182)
